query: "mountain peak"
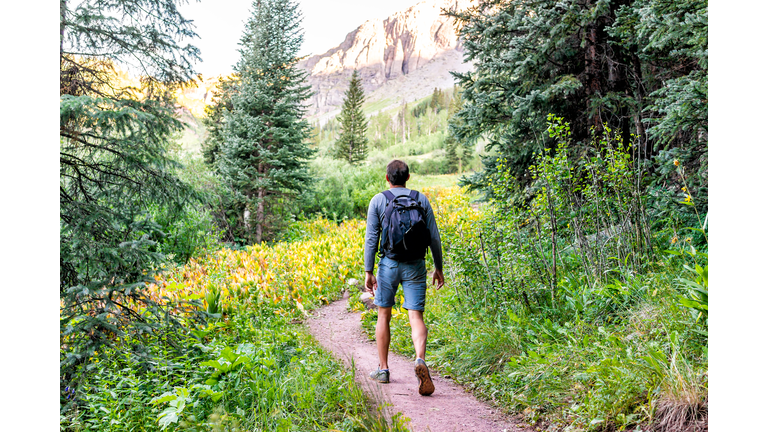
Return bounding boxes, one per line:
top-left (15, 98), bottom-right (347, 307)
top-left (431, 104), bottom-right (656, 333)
top-left (299, 0), bottom-right (474, 120)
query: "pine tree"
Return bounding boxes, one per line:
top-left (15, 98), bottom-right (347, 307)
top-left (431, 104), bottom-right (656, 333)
top-left (202, 75), bottom-right (238, 169)
top-left (430, 87), bottom-right (441, 114)
top-left (333, 70), bottom-right (369, 164)
top-left (446, 0), bottom-right (707, 194)
top-left (218, 0), bottom-right (314, 243)
top-left (445, 86), bottom-right (471, 173)
top-left (60, 0), bottom-right (201, 395)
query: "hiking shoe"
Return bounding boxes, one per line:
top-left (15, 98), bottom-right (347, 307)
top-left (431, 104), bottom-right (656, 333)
top-left (369, 368), bottom-right (390, 383)
top-left (414, 358), bottom-right (435, 396)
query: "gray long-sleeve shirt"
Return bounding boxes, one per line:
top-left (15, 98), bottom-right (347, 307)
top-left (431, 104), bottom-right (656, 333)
top-left (364, 187), bottom-right (443, 272)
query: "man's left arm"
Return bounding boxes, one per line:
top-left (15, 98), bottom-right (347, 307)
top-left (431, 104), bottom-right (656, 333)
top-left (423, 198), bottom-right (445, 289)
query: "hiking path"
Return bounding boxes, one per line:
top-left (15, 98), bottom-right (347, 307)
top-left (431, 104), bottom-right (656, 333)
top-left (305, 291), bottom-right (535, 432)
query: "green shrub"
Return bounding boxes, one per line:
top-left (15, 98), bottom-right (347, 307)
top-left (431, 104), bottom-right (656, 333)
top-left (300, 159), bottom-right (387, 220)
top-left (414, 155), bottom-right (450, 175)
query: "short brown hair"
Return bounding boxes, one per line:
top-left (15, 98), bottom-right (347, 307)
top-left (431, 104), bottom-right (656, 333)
top-left (386, 160), bottom-right (409, 186)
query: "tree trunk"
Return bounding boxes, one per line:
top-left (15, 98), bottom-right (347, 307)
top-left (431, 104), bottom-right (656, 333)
top-left (256, 162), bottom-right (265, 244)
top-left (256, 187), bottom-right (264, 244)
top-left (584, 23), bottom-right (602, 132)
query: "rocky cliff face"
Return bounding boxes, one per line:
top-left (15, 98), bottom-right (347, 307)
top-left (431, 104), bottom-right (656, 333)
top-left (298, 0), bottom-right (474, 120)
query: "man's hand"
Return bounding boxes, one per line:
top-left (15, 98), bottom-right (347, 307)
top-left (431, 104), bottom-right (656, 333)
top-left (364, 271), bottom-right (377, 294)
top-left (431, 269), bottom-right (445, 290)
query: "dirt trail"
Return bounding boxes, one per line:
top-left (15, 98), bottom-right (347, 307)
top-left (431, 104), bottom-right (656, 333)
top-left (305, 291), bottom-right (533, 432)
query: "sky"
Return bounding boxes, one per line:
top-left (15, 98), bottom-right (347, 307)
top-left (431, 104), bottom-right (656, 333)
top-left (178, 0), bottom-right (425, 77)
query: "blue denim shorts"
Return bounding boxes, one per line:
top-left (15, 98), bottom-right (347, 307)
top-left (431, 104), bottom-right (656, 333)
top-left (374, 256), bottom-right (427, 311)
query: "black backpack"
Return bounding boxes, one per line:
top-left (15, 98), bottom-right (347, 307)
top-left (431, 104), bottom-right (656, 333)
top-left (378, 189), bottom-right (432, 262)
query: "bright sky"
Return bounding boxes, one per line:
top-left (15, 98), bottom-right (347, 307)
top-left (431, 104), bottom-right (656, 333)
top-left (178, 0), bottom-right (424, 77)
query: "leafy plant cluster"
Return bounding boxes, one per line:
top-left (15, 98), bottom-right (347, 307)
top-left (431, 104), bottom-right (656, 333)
top-left (360, 130), bottom-right (707, 431)
top-left (298, 160), bottom-right (387, 221)
top-left (62, 219), bottom-right (408, 432)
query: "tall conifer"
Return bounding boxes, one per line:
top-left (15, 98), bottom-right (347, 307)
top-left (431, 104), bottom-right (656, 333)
top-left (218, 0), bottom-right (314, 244)
top-left (446, 0), bottom-right (708, 195)
top-left (60, 0), bottom-right (201, 395)
top-left (445, 87), bottom-right (471, 173)
top-left (333, 70), bottom-right (369, 164)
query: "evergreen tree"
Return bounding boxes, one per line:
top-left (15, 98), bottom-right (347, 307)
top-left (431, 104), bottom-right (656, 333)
top-left (445, 86), bottom-right (471, 173)
top-left (202, 75), bottom-right (238, 169)
top-left (445, 0), bottom-right (707, 195)
top-left (429, 87), bottom-right (441, 114)
top-left (333, 70), bottom-right (369, 164)
top-left (60, 0), bottom-right (201, 396)
top-left (219, 0), bottom-right (314, 244)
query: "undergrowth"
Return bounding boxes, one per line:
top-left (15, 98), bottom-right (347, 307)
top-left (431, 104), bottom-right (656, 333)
top-left (61, 219), bottom-right (408, 432)
top-left (358, 119), bottom-right (708, 432)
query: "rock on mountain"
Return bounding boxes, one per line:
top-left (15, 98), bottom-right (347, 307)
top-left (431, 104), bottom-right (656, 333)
top-left (298, 0), bottom-right (474, 121)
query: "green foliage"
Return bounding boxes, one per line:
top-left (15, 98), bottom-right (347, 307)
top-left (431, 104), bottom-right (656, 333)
top-left (59, 0), bottom-right (212, 408)
top-left (364, 89), bottom-right (463, 153)
top-left (447, 0), bottom-right (708, 195)
top-left (362, 118), bottom-right (706, 430)
top-left (63, 313), bottom-right (405, 431)
top-left (217, 0), bottom-right (315, 244)
top-left (444, 85), bottom-right (472, 174)
top-left (61, 220), bottom-right (407, 432)
top-left (449, 116), bottom-right (654, 311)
top-left (299, 160), bottom-right (386, 220)
top-left (334, 70), bottom-right (369, 164)
top-left (201, 75), bottom-right (238, 168)
top-left (413, 155), bottom-right (450, 175)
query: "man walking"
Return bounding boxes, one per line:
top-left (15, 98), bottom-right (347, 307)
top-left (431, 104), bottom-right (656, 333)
top-left (364, 159), bottom-right (445, 396)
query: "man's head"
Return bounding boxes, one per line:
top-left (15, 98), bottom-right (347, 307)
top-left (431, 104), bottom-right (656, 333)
top-left (386, 159), bottom-right (410, 186)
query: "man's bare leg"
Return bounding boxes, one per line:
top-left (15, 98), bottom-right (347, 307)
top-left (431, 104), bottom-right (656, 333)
top-left (408, 309), bottom-right (427, 360)
top-left (409, 309), bottom-right (434, 395)
top-left (376, 307), bottom-right (393, 369)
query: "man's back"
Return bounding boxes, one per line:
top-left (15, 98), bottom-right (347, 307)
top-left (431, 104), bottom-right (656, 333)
top-left (364, 188), bottom-right (443, 274)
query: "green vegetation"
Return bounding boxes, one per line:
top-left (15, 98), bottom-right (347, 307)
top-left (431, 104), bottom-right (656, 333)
top-left (62, 220), bottom-right (408, 431)
top-left (354, 118), bottom-right (708, 431)
top-left (447, 0), bottom-right (708, 205)
top-left (333, 70), bottom-right (369, 164)
top-left (301, 86), bottom-right (481, 222)
top-left (59, 1), bottom-right (403, 430)
top-left (60, 0), bottom-right (212, 403)
top-left (60, 0), bottom-right (707, 430)
top-left (216, 0), bottom-right (315, 244)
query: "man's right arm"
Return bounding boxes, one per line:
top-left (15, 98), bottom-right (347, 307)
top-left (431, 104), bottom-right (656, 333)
top-left (364, 194), bottom-right (382, 273)
top-left (364, 194), bottom-right (383, 293)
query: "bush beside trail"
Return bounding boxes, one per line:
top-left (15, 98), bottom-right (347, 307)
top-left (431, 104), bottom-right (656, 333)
top-left (61, 219), bottom-right (407, 432)
top-left (357, 180), bottom-right (707, 430)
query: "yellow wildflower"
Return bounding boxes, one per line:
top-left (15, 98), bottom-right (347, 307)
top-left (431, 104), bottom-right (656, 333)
top-left (671, 236), bottom-right (678, 244)
top-left (682, 186), bottom-right (687, 192)
top-left (685, 195), bottom-right (692, 203)
top-left (674, 159), bottom-right (680, 166)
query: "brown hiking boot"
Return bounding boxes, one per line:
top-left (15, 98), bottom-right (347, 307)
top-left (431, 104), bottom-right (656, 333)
top-left (415, 358), bottom-right (434, 396)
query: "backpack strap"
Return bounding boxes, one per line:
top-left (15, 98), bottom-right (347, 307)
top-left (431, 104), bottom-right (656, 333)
top-left (382, 190), bottom-right (398, 228)
top-left (379, 190), bottom-right (397, 257)
top-left (382, 190), bottom-right (396, 202)
top-left (408, 189), bottom-right (419, 200)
